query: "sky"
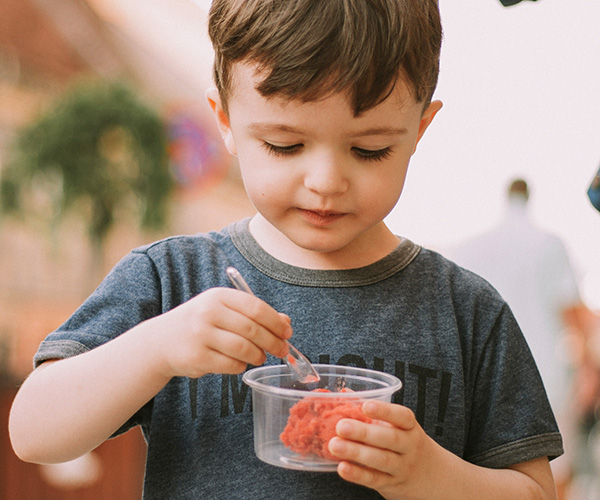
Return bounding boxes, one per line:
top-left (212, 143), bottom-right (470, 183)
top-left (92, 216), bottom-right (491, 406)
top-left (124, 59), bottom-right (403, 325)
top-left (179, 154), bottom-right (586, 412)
top-left (104, 0), bottom-right (600, 308)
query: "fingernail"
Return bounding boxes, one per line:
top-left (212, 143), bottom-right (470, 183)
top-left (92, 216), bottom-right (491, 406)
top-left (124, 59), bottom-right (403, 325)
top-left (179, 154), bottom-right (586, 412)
top-left (280, 344), bottom-right (290, 358)
top-left (329, 437), bottom-right (345, 454)
top-left (336, 420), bottom-right (352, 436)
top-left (363, 401), bottom-right (378, 414)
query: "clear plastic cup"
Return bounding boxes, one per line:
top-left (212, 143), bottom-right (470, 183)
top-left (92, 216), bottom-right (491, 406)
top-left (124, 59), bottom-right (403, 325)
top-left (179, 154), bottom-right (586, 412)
top-left (242, 364), bottom-right (402, 472)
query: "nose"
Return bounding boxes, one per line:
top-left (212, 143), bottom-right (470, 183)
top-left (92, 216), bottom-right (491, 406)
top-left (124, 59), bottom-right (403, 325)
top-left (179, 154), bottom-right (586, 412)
top-left (303, 152), bottom-right (349, 196)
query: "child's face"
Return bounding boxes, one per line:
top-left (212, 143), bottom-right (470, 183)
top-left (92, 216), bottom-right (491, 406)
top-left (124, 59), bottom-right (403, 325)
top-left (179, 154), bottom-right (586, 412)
top-left (208, 63), bottom-right (441, 268)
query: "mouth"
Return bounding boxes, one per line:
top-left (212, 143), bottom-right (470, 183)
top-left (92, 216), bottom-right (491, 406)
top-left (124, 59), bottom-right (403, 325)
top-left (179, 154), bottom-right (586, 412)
top-left (297, 208), bottom-right (346, 226)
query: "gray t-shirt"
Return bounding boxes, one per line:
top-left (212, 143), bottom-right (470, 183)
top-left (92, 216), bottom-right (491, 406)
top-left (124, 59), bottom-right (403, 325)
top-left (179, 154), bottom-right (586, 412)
top-left (34, 219), bottom-right (563, 499)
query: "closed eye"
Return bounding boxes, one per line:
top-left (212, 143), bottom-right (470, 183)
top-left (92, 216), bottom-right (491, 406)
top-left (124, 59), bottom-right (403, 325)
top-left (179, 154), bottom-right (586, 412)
top-left (353, 147), bottom-right (392, 162)
top-left (262, 142), bottom-right (303, 157)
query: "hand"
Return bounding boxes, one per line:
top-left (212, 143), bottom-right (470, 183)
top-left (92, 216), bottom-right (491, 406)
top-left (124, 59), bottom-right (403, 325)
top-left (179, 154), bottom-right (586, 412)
top-left (151, 287), bottom-right (292, 379)
top-left (327, 400), bottom-right (441, 500)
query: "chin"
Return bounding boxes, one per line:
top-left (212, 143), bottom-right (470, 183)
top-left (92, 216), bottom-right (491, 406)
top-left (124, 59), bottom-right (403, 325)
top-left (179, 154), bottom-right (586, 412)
top-left (286, 232), bottom-right (353, 255)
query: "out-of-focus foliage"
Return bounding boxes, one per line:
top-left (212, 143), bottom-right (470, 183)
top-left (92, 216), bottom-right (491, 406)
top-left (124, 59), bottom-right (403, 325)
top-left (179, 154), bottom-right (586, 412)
top-left (0, 80), bottom-right (173, 247)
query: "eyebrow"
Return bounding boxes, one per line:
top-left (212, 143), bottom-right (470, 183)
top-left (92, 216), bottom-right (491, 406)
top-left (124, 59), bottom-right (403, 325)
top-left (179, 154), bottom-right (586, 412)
top-left (248, 123), bottom-right (302, 134)
top-left (248, 122), bottom-right (408, 137)
top-left (353, 127), bottom-right (409, 137)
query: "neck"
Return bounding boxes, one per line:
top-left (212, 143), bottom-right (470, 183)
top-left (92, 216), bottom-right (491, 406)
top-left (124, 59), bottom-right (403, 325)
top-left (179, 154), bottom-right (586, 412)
top-left (507, 195), bottom-right (528, 216)
top-left (248, 216), bottom-right (400, 270)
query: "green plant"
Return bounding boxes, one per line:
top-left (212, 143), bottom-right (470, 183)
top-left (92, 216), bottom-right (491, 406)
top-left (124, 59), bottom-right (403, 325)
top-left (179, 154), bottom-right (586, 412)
top-left (1, 80), bottom-right (173, 269)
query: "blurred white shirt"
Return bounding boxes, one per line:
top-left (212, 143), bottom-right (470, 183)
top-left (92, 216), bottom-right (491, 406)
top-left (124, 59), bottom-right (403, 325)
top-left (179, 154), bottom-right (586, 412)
top-left (450, 196), bottom-right (580, 411)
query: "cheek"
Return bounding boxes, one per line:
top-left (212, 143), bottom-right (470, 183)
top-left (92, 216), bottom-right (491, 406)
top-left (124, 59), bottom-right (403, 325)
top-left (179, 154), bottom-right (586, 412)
top-left (365, 167), bottom-right (408, 207)
top-left (238, 163), bottom-right (290, 206)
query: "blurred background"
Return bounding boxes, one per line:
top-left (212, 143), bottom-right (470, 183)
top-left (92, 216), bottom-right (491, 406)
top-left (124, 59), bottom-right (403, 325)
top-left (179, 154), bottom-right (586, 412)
top-left (0, 0), bottom-right (599, 498)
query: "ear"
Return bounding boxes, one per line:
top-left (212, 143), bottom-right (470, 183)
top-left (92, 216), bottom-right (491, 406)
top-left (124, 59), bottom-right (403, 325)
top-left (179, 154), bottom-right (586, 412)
top-left (206, 88), bottom-right (237, 156)
top-left (413, 100), bottom-right (442, 153)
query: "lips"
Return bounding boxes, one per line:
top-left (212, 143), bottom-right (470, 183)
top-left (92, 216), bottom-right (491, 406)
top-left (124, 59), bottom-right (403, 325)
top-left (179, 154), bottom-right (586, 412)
top-left (298, 208), bottom-right (346, 226)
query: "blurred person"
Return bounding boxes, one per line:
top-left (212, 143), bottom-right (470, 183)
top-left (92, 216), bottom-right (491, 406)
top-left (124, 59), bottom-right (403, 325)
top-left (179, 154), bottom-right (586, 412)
top-left (564, 303), bottom-right (600, 500)
top-left (451, 178), bottom-right (581, 499)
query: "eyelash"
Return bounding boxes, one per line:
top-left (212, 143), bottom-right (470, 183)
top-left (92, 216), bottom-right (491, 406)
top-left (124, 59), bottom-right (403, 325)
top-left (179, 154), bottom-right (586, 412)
top-left (261, 142), bottom-right (302, 157)
top-left (261, 142), bottom-right (392, 162)
top-left (353, 147), bottom-right (392, 162)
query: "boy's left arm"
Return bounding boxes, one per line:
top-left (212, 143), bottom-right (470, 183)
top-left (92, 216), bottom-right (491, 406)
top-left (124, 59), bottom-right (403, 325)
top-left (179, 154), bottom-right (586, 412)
top-left (328, 400), bottom-right (557, 500)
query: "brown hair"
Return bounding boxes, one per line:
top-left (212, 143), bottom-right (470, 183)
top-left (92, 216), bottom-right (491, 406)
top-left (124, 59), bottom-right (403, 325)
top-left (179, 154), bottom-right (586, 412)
top-left (208, 0), bottom-right (442, 116)
top-left (508, 178), bottom-right (530, 201)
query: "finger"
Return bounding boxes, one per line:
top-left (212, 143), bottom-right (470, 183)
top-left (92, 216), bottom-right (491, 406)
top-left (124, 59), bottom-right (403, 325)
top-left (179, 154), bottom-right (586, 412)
top-left (226, 311), bottom-right (289, 359)
top-left (335, 418), bottom-right (407, 455)
top-left (206, 328), bottom-right (268, 367)
top-left (202, 346), bottom-right (256, 375)
top-left (336, 460), bottom-right (390, 490)
top-left (361, 401), bottom-right (417, 430)
top-left (206, 304), bottom-right (286, 359)
top-left (226, 290), bottom-right (293, 341)
top-left (211, 291), bottom-right (290, 357)
top-left (329, 435), bottom-right (400, 477)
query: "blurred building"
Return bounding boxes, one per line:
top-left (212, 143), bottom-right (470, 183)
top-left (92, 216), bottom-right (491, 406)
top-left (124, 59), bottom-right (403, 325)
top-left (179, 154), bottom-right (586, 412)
top-left (0, 1), bottom-right (253, 498)
top-left (0, 0), bottom-right (253, 376)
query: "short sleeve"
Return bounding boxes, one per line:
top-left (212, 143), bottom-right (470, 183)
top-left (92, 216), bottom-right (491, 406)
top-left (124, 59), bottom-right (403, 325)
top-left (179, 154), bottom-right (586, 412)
top-left (464, 304), bottom-right (564, 467)
top-left (34, 249), bottom-right (162, 367)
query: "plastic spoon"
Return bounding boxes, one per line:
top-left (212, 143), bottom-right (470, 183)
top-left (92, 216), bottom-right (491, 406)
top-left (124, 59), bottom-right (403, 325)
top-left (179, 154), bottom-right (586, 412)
top-left (226, 266), bottom-right (320, 384)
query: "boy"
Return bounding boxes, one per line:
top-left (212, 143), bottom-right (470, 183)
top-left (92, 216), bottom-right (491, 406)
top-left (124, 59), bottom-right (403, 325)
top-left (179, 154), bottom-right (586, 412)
top-left (10, 1), bottom-right (562, 498)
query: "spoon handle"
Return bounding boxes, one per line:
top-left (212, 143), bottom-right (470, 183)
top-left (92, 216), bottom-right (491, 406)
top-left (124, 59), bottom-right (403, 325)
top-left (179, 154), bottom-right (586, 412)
top-left (226, 267), bottom-right (320, 384)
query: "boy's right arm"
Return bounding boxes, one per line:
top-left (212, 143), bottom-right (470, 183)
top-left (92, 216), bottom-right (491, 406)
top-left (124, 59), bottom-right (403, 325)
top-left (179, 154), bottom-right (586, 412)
top-left (8, 287), bottom-right (291, 464)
